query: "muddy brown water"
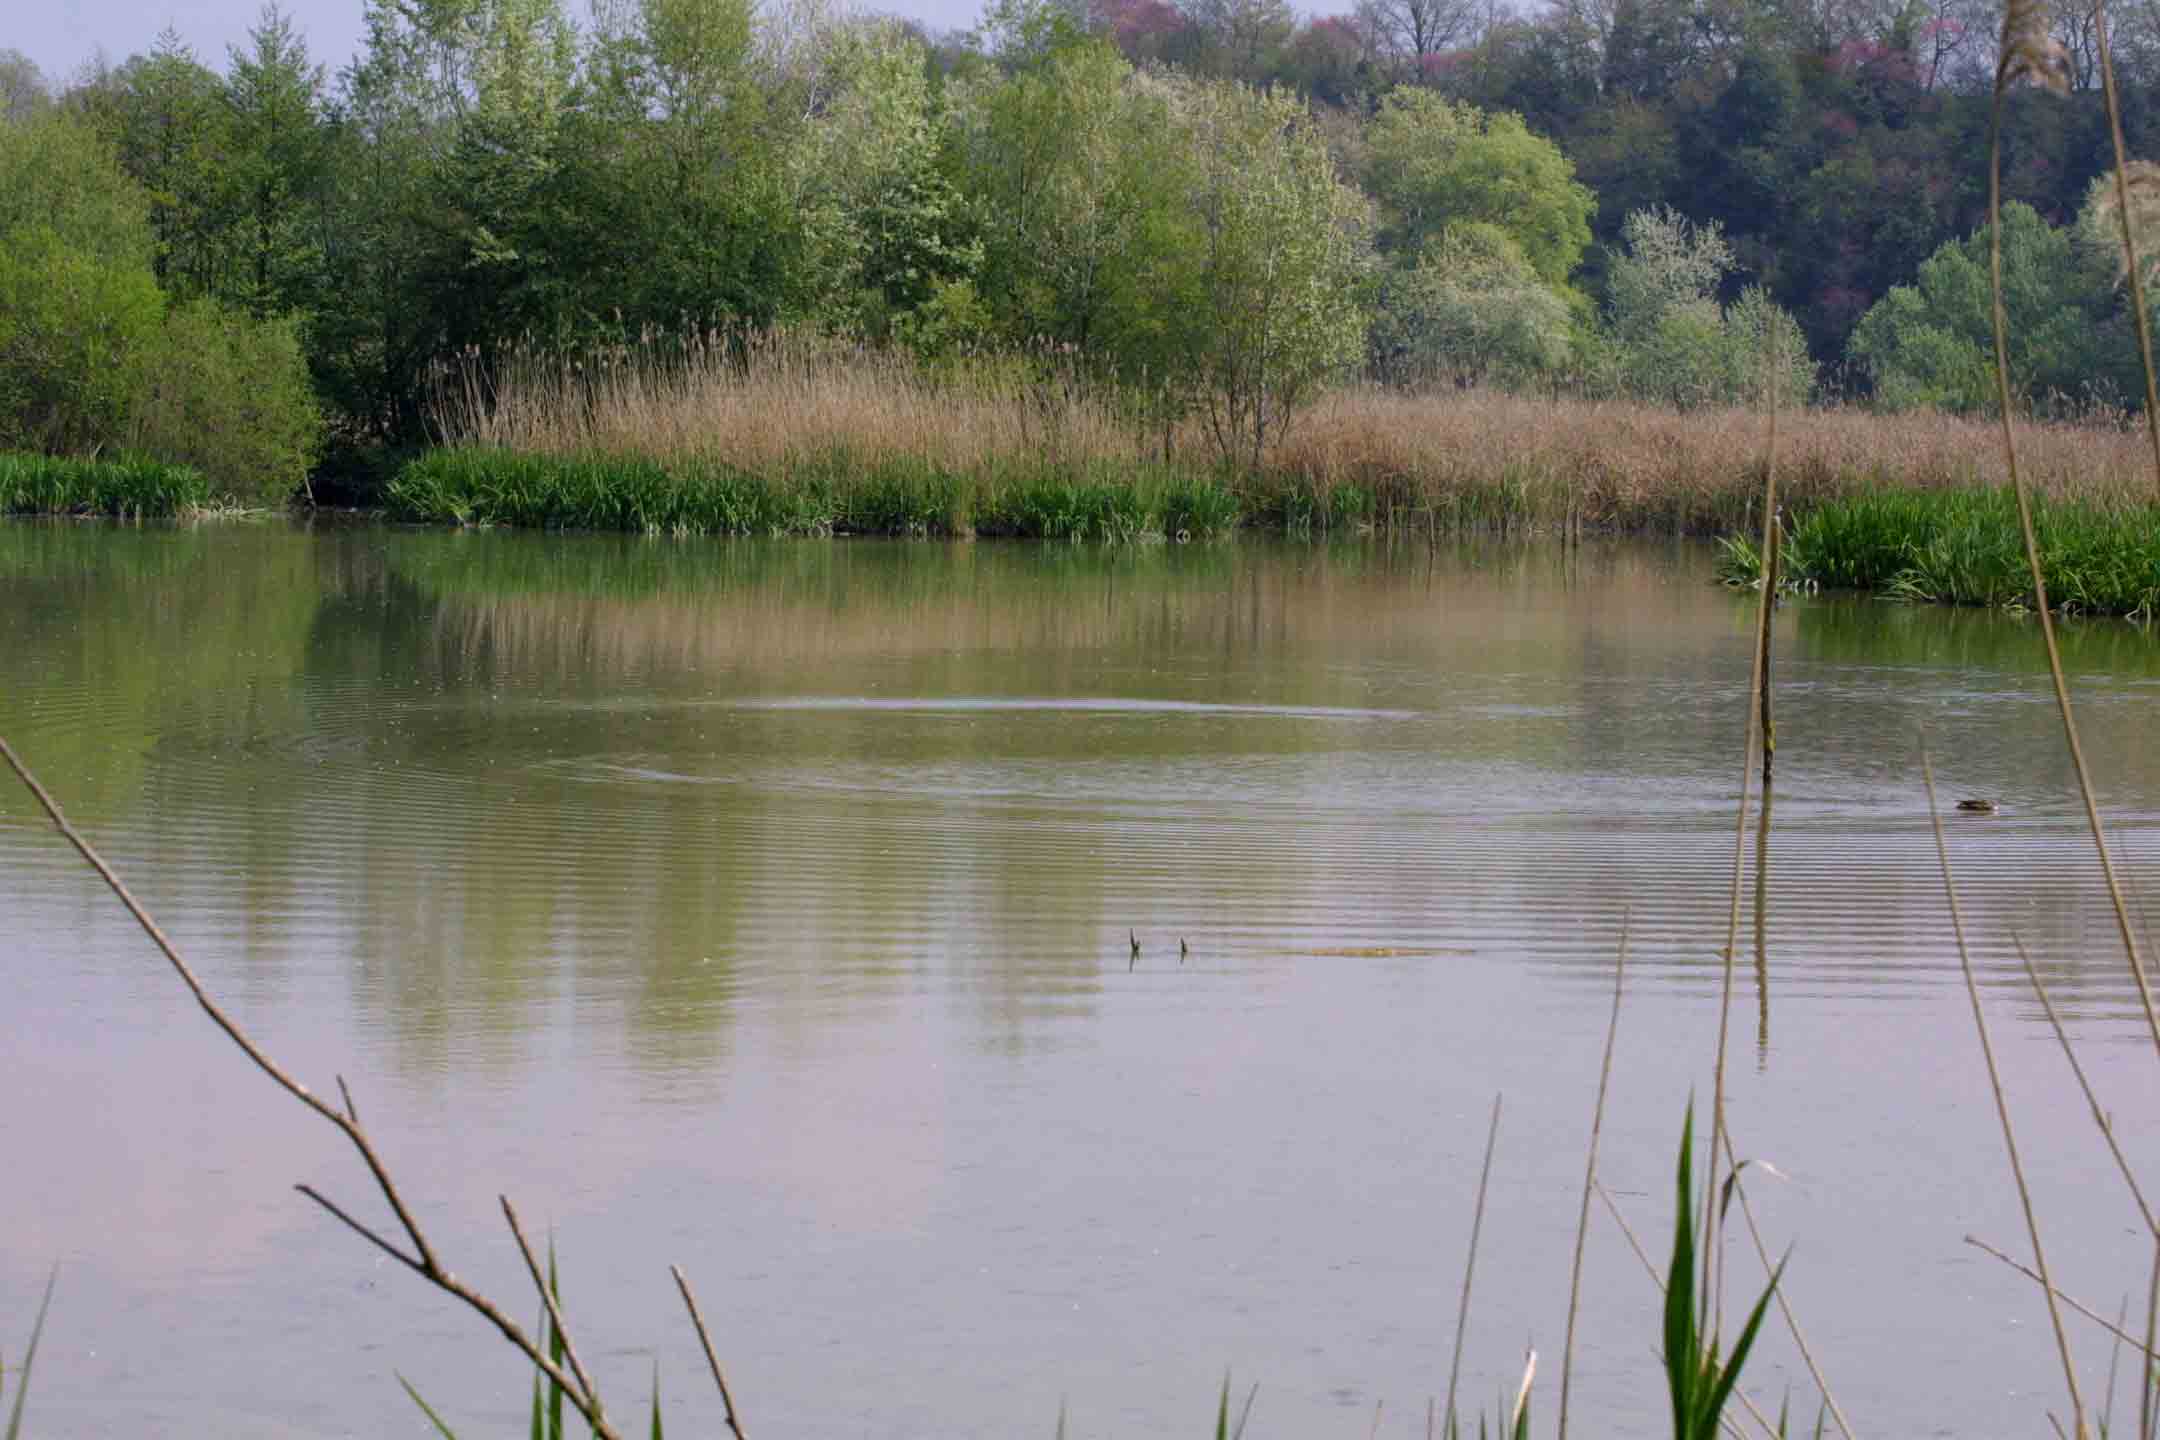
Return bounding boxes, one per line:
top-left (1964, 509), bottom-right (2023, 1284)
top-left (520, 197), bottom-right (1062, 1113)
top-left (3, 521), bottom-right (2157, 1438)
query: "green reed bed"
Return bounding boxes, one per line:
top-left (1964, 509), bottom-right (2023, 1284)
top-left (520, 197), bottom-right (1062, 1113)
top-left (1718, 487), bottom-right (2160, 617)
top-left (387, 447), bottom-right (1252, 541)
top-left (0, 454), bottom-right (212, 518)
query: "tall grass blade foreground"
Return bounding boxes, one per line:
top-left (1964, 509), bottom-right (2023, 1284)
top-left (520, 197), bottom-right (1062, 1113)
top-left (3, 1265), bottom-right (57, 1440)
top-left (1989, 0), bottom-right (2160, 1059)
top-left (400, 1374), bottom-right (463, 1439)
top-left (1665, 1104), bottom-right (1783, 1440)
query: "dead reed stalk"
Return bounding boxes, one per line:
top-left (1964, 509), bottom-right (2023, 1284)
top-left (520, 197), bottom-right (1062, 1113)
top-left (1922, 748), bottom-right (2087, 1438)
top-left (1989, 17), bottom-right (2160, 1061)
top-left (1558, 922), bottom-right (1627, 1440)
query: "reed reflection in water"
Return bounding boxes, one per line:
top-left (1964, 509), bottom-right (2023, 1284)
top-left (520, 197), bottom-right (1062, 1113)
top-left (0, 521), bottom-right (2156, 1440)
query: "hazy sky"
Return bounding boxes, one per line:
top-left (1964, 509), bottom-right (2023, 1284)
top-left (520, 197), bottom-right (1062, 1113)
top-left (10, 0), bottom-right (987, 87)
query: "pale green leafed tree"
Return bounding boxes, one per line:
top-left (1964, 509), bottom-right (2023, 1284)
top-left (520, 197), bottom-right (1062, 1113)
top-left (0, 49), bottom-right (49, 123)
top-left (1158, 75), bottom-right (1372, 466)
top-left (1604, 206), bottom-right (1813, 408)
top-left (1373, 222), bottom-right (1574, 386)
top-left (1363, 88), bottom-right (1593, 292)
top-left (787, 22), bottom-right (983, 334)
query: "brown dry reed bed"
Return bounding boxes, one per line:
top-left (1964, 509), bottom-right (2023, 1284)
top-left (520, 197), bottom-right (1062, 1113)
top-left (392, 332), bottom-right (2160, 538)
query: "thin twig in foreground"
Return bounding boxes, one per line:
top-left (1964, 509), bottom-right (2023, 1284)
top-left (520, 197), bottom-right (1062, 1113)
top-left (1966, 1235), bottom-right (2160, 1361)
top-left (1444, 1095), bottom-right (1503, 1433)
top-left (673, 1265), bottom-right (749, 1440)
top-left (2016, 936), bottom-right (2157, 1236)
top-left (1927, 749), bottom-right (2088, 1439)
top-left (1559, 920), bottom-right (1628, 1440)
top-left (0, 734), bottom-right (617, 1439)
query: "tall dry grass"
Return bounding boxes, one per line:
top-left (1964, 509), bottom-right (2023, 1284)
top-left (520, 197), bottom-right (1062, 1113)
top-left (1278, 388), bottom-right (2160, 529)
top-left (427, 331), bottom-right (2160, 536)
top-left (433, 331), bottom-right (1142, 478)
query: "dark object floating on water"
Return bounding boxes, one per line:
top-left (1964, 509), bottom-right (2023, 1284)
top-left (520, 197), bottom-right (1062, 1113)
top-left (1180, 936), bottom-right (1189, 963)
top-left (1956, 798), bottom-right (2000, 814)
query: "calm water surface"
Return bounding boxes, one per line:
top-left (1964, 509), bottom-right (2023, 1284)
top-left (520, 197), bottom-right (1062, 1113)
top-left (3, 522), bottom-right (2158, 1438)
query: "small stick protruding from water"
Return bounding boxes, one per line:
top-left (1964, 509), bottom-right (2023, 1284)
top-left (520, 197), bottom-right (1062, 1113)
top-left (1180, 936), bottom-right (1189, 963)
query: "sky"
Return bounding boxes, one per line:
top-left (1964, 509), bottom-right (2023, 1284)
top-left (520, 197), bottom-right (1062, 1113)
top-left (9, 0), bottom-right (989, 88)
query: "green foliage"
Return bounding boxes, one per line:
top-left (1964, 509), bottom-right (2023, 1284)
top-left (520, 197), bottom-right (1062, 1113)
top-left (1364, 89), bottom-right (1593, 290)
top-left (1373, 224), bottom-right (1575, 385)
top-left (789, 23), bottom-right (984, 338)
top-left (129, 298), bottom-right (323, 502)
top-left (1168, 78), bottom-right (1373, 467)
top-left (0, 454), bottom-right (213, 516)
top-left (71, 30), bottom-right (243, 301)
top-left (1718, 489), bottom-right (2160, 617)
top-left (222, 6), bottom-right (331, 319)
top-left (0, 112), bottom-right (157, 271)
top-left (1664, 1105), bottom-right (1782, 1440)
top-left (0, 225), bottom-right (166, 455)
top-left (1601, 208), bottom-right (1813, 409)
top-left (1848, 203), bottom-right (2129, 416)
top-left (387, 446), bottom-right (1250, 538)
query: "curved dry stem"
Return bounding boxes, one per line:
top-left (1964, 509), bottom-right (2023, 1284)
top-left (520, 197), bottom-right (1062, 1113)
top-left (0, 734), bottom-right (619, 1440)
top-left (2142, 1240), bottom-right (2159, 1440)
top-left (1925, 750), bottom-right (2087, 1438)
top-left (673, 1265), bottom-right (750, 1440)
top-left (1986, 95), bottom-right (2160, 1062)
top-left (2015, 936), bottom-right (2157, 1236)
top-left (2093, 0), bottom-right (2160, 493)
top-left (1967, 1234), bottom-right (2160, 1363)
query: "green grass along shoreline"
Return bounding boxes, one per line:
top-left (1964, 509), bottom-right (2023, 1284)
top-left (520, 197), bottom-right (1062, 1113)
top-left (8, 448), bottom-right (2159, 617)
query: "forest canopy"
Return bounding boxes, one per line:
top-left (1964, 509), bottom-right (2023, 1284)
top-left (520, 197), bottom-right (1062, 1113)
top-left (1, 0), bottom-right (2153, 495)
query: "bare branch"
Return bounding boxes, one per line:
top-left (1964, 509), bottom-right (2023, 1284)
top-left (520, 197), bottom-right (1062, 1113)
top-left (295, 1184), bottom-right (427, 1277)
top-left (1967, 1234), bottom-right (2160, 1361)
top-left (1, 734), bottom-right (622, 1440)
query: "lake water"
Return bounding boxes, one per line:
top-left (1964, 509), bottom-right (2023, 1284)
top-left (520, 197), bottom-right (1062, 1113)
top-left (3, 521), bottom-right (2158, 1439)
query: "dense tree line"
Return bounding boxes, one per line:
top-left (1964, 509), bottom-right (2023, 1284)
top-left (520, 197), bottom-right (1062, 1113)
top-left (0, 0), bottom-right (2154, 497)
